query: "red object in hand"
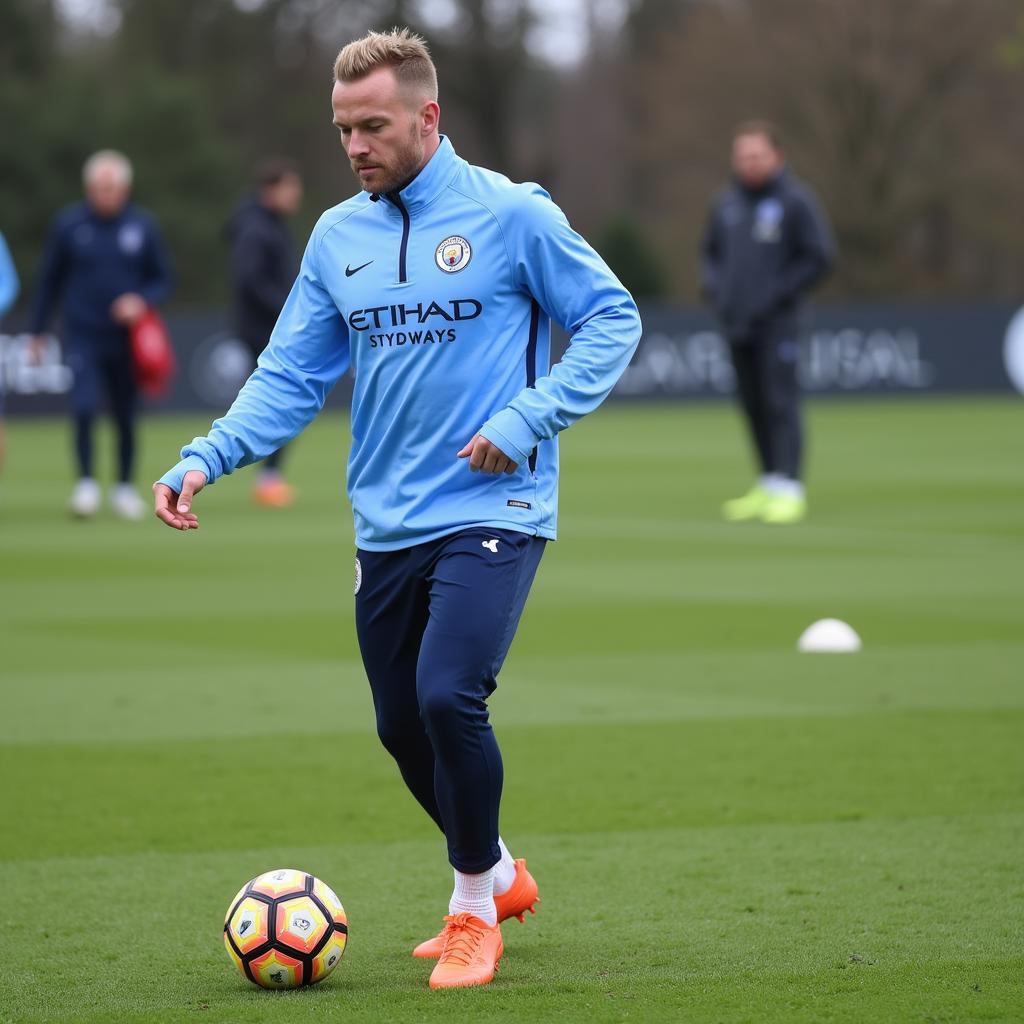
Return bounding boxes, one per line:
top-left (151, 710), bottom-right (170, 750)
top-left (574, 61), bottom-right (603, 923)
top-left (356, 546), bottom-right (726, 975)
top-left (130, 308), bottom-right (176, 398)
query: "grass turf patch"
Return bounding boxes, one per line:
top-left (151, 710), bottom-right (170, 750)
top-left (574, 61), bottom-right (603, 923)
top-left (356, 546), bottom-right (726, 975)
top-left (0, 397), bottom-right (1022, 1022)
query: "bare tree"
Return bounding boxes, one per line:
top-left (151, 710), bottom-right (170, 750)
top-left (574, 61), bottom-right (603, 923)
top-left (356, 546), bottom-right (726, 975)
top-left (627, 0), bottom-right (1024, 299)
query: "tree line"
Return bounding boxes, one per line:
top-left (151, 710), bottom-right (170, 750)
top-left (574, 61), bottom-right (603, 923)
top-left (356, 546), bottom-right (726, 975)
top-left (1, 0), bottom-right (1022, 309)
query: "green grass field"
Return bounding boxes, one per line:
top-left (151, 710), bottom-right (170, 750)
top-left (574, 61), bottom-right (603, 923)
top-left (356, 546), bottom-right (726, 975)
top-left (1, 397), bottom-right (1022, 1024)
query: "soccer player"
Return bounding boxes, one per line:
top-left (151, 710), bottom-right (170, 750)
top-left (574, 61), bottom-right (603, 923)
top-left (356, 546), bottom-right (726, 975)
top-left (31, 151), bottom-right (173, 519)
top-left (227, 159), bottom-right (304, 507)
top-left (701, 121), bottom-right (834, 524)
top-left (153, 28), bottom-right (641, 990)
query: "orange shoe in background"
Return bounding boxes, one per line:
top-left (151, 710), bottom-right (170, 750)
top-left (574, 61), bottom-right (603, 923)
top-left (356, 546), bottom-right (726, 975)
top-left (252, 478), bottom-right (296, 508)
top-left (428, 913), bottom-right (503, 990)
top-left (413, 859), bottom-right (538, 959)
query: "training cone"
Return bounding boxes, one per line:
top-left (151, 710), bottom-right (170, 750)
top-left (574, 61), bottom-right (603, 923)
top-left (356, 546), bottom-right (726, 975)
top-left (797, 618), bottom-right (862, 653)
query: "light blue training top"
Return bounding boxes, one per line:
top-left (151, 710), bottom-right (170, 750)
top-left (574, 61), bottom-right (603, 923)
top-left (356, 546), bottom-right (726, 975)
top-left (159, 137), bottom-right (642, 550)
top-left (0, 231), bottom-right (19, 320)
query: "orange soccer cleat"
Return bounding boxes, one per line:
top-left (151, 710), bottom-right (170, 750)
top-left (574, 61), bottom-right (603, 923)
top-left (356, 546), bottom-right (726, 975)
top-left (252, 478), bottom-right (296, 508)
top-left (428, 913), bottom-right (503, 990)
top-left (413, 859), bottom-right (538, 959)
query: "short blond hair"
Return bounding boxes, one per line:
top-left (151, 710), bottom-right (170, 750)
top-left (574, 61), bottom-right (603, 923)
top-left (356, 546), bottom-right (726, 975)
top-left (333, 28), bottom-right (437, 101)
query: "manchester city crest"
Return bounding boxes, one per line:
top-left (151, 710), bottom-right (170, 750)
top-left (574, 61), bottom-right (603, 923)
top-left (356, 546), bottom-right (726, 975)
top-left (435, 235), bottom-right (472, 273)
top-left (118, 222), bottom-right (145, 254)
top-left (752, 198), bottom-right (783, 243)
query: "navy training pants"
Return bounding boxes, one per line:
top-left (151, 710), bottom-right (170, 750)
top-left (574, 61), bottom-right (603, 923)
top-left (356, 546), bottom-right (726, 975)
top-left (729, 323), bottom-right (803, 481)
top-left (354, 527), bottom-right (545, 873)
top-left (66, 339), bottom-right (137, 482)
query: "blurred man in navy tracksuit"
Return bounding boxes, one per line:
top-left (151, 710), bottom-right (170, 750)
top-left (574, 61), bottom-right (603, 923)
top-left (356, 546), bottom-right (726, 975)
top-left (702, 121), bottom-right (834, 524)
top-left (226, 159), bottom-right (303, 507)
top-left (31, 150), bottom-right (172, 519)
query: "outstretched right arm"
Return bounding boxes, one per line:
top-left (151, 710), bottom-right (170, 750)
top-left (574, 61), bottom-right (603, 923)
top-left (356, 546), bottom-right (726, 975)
top-left (153, 226), bottom-right (350, 529)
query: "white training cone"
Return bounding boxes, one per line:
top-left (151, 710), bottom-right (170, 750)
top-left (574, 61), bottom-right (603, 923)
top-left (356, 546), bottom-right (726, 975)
top-left (797, 618), bottom-right (862, 653)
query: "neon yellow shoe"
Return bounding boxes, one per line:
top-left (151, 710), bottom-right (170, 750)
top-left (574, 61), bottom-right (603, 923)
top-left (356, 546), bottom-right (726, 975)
top-left (722, 485), bottom-right (771, 522)
top-left (760, 494), bottom-right (807, 524)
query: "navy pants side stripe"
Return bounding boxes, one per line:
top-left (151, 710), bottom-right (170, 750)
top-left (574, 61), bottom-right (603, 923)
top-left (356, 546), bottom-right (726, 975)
top-left (354, 527), bottom-right (545, 873)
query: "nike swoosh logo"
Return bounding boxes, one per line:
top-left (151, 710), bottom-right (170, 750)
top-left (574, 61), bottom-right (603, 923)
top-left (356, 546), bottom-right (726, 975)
top-left (345, 260), bottom-right (373, 277)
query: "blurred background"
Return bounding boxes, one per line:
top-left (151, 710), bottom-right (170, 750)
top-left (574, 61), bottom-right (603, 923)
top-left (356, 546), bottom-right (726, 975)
top-left (2, 0), bottom-right (1023, 304)
top-left (2, 3), bottom-right (1023, 1021)
top-left (3, 0), bottom-right (1024, 408)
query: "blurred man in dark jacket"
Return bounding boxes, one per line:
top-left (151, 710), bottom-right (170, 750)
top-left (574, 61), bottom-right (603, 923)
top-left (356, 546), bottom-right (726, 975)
top-left (31, 150), bottom-right (172, 519)
top-left (702, 121), bottom-right (833, 524)
top-left (227, 159), bottom-right (303, 507)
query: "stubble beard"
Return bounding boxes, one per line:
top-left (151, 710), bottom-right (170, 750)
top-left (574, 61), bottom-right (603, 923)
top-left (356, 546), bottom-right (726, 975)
top-left (353, 125), bottom-right (424, 196)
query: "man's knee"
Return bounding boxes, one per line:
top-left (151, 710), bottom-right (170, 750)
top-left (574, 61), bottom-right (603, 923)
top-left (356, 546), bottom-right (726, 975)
top-left (765, 357), bottom-right (800, 420)
top-left (417, 679), bottom-right (486, 742)
top-left (374, 706), bottom-right (424, 761)
top-left (418, 684), bottom-right (459, 729)
top-left (71, 383), bottom-right (99, 417)
top-left (112, 392), bottom-right (136, 423)
top-left (764, 386), bottom-right (797, 424)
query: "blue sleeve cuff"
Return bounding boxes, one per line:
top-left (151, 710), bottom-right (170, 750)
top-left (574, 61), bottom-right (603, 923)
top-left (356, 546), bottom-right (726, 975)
top-left (479, 408), bottom-right (538, 466)
top-left (157, 454), bottom-right (211, 495)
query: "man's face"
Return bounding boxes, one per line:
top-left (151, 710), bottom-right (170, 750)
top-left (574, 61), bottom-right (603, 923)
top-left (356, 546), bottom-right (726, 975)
top-left (331, 67), bottom-right (434, 195)
top-left (732, 133), bottom-right (782, 190)
top-left (85, 164), bottom-right (131, 218)
top-left (267, 172), bottom-right (303, 215)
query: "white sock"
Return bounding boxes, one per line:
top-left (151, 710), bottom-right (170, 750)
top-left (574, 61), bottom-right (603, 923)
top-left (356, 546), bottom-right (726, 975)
top-left (449, 867), bottom-right (496, 925)
top-left (774, 477), bottom-right (805, 499)
top-left (760, 473), bottom-right (784, 494)
top-left (493, 838), bottom-right (517, 896)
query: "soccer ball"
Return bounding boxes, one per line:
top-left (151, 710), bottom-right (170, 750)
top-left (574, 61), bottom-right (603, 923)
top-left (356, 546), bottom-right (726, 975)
top-left (223, 868), bottom-right (348, 988)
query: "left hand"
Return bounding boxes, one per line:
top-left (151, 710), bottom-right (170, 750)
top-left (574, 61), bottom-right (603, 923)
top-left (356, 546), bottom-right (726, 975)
top-left (110, 292), bottom-right (147, 326)
top-left (457, 434), bottom-right (518, 475)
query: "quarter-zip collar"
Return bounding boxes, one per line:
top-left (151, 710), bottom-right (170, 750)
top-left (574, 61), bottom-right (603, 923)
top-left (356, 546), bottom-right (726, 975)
top-left (373, 135), bottom-right (461, 217)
